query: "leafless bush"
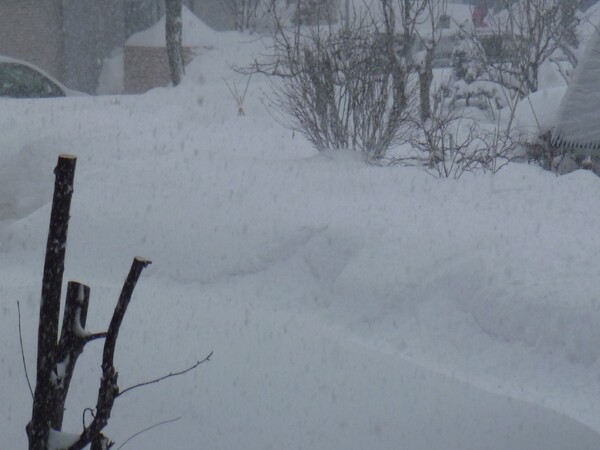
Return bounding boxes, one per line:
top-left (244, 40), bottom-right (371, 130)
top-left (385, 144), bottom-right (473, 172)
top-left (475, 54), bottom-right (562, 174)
top-left (397, 92), bottom-right (515, 178)
top-left (249, 10), bottom-right (414, 160)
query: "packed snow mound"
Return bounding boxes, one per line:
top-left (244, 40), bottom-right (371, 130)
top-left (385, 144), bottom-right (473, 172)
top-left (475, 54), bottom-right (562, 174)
top-left (553, 24), bottom-right (600, 150)
top-left (126, 5), bottom-right (219, 47)
top-left (0, 135), bottom-right (60, 221)
top-left (4, 26), bottom-right (600, 450)
top-left (514, 86), bottom-right (565, 140)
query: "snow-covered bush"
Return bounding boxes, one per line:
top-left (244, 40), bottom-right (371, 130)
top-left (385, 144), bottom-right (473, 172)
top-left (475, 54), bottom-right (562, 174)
top-left (291, 0), bottom-right (339, 25)
top-left (398, 92), bottom-right (514, 178)
top-left (449, 34), bottom-right (506, 116)
top-left (451, 36), bottom-right (483, 84)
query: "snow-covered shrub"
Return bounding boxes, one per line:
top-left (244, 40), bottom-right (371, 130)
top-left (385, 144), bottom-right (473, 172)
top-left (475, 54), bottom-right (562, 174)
top-left (398, 93), bottom-right (514, 178)
top-left (451, 36), bottom-right (483, 84)
top-left (292, 0), bottom-right (339, 25)
top-left (449, 34), bottom-right (507, 115)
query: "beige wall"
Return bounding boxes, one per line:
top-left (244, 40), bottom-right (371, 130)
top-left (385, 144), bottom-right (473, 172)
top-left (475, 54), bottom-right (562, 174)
top-left (0, 0), bottom-right (64, 80)
top-left (124, 45), bottom-right (194, 94)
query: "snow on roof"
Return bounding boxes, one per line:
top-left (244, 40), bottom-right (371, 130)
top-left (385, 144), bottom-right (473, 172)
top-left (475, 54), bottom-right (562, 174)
top-left (552, 24), bottom-right (600, 151)
top-left (126, 5), bottom-right (218, 47)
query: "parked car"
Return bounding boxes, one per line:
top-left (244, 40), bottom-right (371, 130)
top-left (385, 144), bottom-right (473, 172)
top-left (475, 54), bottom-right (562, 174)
top-left (0, 56), bottom-right (83, 98)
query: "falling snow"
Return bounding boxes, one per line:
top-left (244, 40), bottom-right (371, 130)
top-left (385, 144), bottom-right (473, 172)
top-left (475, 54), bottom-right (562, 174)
top-left (2, 12), bottom-right (600, 450)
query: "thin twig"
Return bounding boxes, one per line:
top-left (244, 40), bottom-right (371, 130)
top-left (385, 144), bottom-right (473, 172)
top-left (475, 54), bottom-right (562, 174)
top-left (118, 351), bottom-right (213, 398)
top-left (223, 78), bottom-right (238, 101)
top-left (241, 74), bottom-right (252, 105)
top-left (116, 417), bottom-right (181, 450)
top-left (17, 301), bottom-right (34, 399)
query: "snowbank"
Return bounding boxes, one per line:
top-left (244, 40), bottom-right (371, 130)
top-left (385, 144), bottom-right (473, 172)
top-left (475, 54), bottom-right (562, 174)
top-left (2, 27), bottom-right (600, 450)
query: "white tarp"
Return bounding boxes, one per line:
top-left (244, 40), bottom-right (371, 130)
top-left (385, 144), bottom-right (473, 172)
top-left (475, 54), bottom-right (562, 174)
top-left (552, 26), bottom-right (600, 151)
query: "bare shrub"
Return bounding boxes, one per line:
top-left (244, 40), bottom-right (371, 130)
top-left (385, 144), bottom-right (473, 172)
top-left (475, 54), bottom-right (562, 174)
top-left (396, 91), bottom-right (515, 178)
top-left (249, 9), bottom-right (414, 160)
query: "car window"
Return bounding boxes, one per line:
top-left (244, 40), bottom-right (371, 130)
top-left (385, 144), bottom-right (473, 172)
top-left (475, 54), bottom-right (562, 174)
top-left (0, 63), bottom-right (65, 98)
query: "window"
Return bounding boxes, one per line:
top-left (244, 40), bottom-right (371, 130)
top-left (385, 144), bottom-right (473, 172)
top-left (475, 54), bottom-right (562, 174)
top-left (0, 63), bottom-right (65, 98)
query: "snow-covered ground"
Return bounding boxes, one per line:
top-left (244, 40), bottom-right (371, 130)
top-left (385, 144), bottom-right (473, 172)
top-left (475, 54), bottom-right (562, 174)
top-left (3, 26), bottom-right (600, 450)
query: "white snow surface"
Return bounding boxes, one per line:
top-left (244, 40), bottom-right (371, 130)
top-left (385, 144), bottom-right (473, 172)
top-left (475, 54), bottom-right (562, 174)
top-left (3, 30), bottom-right (600, 449)
top-left (514, 86), bottom-right (566, 141)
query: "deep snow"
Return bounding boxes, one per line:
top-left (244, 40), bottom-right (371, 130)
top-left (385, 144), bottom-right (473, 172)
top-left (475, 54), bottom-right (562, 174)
top-left (2, 24), bottom-right (600, 450)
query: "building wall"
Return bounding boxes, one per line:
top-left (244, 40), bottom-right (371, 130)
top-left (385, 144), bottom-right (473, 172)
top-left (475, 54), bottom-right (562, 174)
top-left (62, 0), bottom-right (126, 93)
top-left (123, 45), bottom-right (194, 94)
top-left (0, 0), bottom-right (64, 80)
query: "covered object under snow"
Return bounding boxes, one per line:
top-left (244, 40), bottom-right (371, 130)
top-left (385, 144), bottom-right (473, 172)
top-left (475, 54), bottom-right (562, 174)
top-left (552, 27), bottom-right (600, 153)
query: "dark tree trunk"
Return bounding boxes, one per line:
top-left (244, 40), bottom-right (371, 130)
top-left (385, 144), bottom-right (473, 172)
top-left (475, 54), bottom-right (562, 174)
top-left (50, 282), bottom-right (91, 430)
top-left (165, 0), bottom-right (184, 86)
top-left (28, 155), bottom-right (77, 450)
top-left (419, 49), bottom-right (434, 121)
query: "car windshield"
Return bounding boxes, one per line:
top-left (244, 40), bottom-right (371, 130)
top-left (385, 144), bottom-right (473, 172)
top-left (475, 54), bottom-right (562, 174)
top-left (0, 63), bottom-right (65, 98)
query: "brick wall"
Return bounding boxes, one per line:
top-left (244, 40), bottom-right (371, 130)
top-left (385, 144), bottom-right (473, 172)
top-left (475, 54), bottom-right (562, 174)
top-left (124, 45), bottom-right (194, 94)
top-left (0, 0), bottom-right (64, 80)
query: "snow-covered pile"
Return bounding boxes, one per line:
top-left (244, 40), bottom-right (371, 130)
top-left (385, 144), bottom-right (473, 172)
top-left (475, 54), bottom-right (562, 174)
top-left (126, 5), bottom-right (221, 47)
top-left (3, 19), bottom-right (600, 450)
top-left (553, 26), bottom-right (600, 150)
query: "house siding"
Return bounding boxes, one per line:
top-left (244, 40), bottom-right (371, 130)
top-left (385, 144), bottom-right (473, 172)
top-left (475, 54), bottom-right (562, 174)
top-left (0, 0), bottom-right (64, 80)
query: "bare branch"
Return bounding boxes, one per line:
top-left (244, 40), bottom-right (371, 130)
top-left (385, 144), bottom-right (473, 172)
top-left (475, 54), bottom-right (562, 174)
top-left (66, 257), bottom-right (152, 450)
top-left (250, 7), bottom-right (415, 159)
top-left (118, 352), bottom-right (213, 398)
top-left (83, 332), bottom-right (109, 343)
top-left (17, 301), bottom-right (34, 400)
top-left (116, 417), bottom-right (181, 450)
top-left (224, 76), bottom-right (252, 115)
